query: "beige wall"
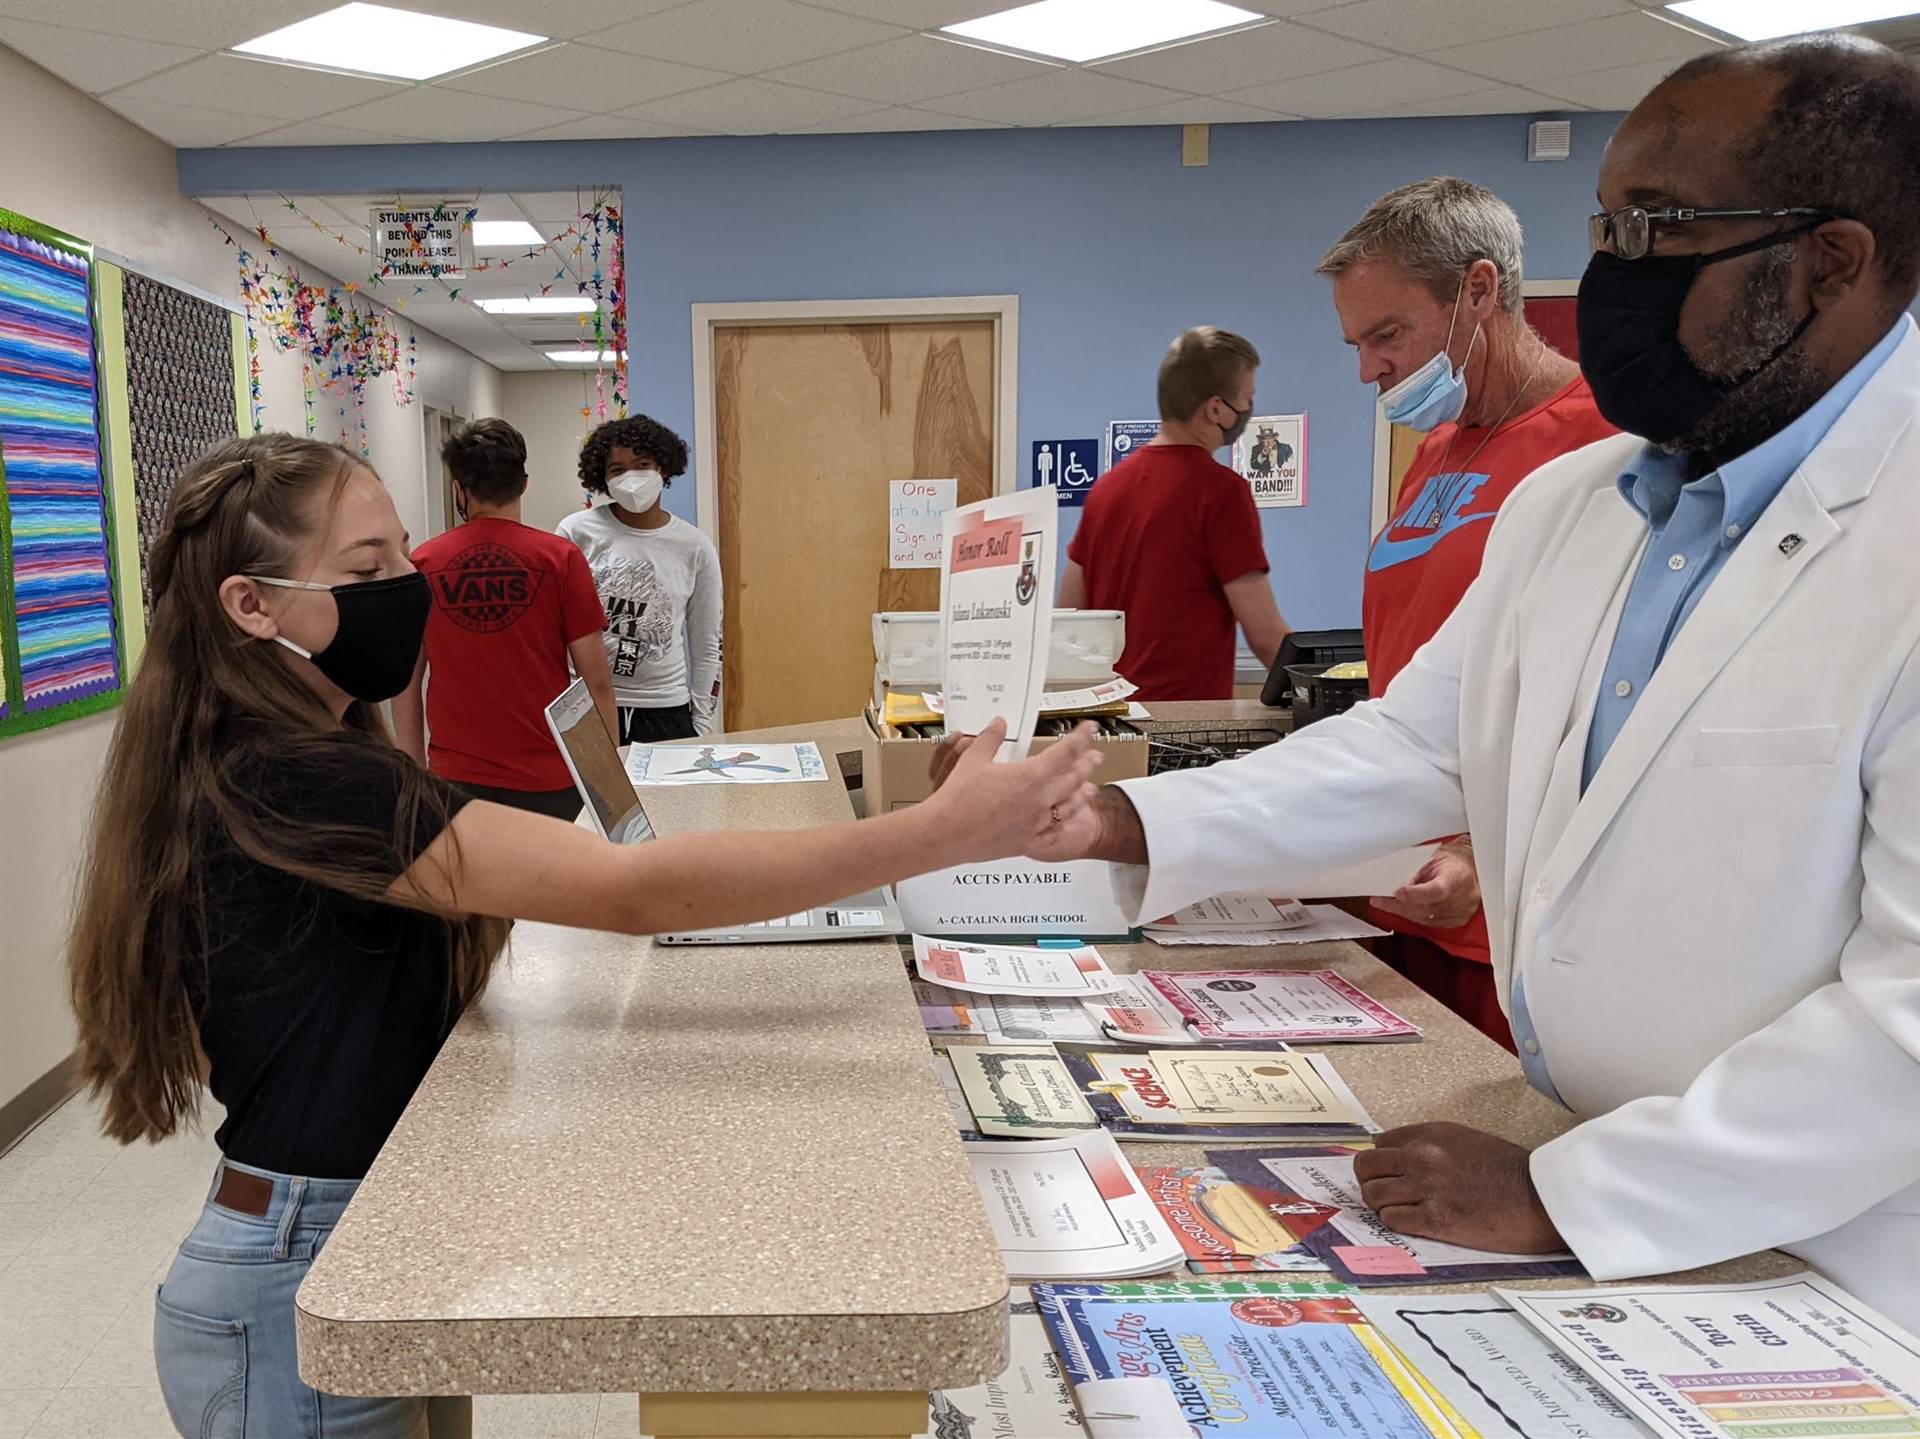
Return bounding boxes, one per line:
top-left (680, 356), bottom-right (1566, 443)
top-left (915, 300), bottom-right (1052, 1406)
top-left (501, 370), bottom-right (601, 533)
top-left (0, 46), bottom-right (499, 1116)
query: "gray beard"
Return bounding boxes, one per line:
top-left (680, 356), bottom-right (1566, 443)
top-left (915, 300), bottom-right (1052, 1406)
top-left (1659, 246), bottom-right (1826, 461)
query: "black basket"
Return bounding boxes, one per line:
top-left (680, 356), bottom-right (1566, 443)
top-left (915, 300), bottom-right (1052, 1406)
top-left (1286, 663), bottom-right (1368, 729)
top-left (1147, 726), bottom-right (1288, 774)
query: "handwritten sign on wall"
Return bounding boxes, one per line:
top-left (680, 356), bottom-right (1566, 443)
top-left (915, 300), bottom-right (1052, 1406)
top-left (888, 478), bottom-right (956, 569)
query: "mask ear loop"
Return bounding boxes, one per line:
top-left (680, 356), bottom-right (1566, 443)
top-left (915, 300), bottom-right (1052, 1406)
top-left (241, 573), bottom-right (331, 659)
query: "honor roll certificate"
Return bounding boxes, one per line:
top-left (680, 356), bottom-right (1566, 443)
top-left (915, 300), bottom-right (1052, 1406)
top-left (940, 486), bottom-right (1056, 759)
top-left (1503, 1275), bottom-right (1920, 1439)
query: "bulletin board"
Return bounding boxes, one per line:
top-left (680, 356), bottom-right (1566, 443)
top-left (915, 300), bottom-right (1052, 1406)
top-left (0, 207), bottom-right (122, 739)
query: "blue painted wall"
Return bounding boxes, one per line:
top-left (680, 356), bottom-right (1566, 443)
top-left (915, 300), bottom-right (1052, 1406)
top-left (180, 112), bottom-right (1619, 628)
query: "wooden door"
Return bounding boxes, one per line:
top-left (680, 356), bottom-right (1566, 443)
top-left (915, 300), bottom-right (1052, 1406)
top-left (714, 319), bottom-right (996, 731)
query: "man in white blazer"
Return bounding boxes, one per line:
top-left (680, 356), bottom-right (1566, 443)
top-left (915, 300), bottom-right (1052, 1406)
top-left (949, 36), bottom-right (1920, 1325)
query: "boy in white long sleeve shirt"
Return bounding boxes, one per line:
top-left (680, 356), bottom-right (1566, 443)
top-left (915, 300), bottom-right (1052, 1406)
top-left (558, 415), bottom-right (723, 741)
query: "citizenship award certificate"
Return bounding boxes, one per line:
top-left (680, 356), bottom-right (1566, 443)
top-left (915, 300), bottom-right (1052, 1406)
top-left (940, 486), bottom-right (1056, 760)
top-left (1503, 1274), bottom-right (1920, 1439)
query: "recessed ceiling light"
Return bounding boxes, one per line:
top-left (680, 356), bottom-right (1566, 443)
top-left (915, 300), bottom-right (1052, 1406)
top-left (475, 296), bottom-right (595, 314)
top-left (1666, 0), bottom-right (1920, 39)
top-left (471, 220), bottom-right (544, 247)
top-left (232, 4), bottom-right (544, 82)
top-left (942, 0), bottom-right (1265, 64)
top-left (546, 349), bottom-right (625, 364)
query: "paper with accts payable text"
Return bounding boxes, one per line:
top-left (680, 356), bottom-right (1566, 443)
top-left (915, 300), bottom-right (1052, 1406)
top-left (912, 935), bottom-right (1127, 998)
top-left (939, 486), bottom-right (1056, 760)
top-left (962, 1128), bottom-right (1184, 1281)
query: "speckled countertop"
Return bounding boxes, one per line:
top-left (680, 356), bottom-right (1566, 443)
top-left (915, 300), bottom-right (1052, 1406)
top-left (297, 719), bottom-right (1791, 1400)
top-left (295, 743), bottom-right (1010, 1398)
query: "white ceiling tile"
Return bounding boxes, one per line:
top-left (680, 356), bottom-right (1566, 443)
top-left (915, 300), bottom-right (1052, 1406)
top-left (513, 190), bottom-right (621, 217)
top-left (0, 17), bottom-right (201, 93)
top-left (591, 0), bottom-right (909, 75)
top-left (0, 0), bottom-right (314, 50)
top-left (1429, 11), bottom-right (1724, 84)
top-left (797, 0), bottom-right (1008, 23)
top-left (762, 33), bottom-right (1053, 105)
top-left (102, 94), bottom-right (277, 146)
top-left (934, 69), bottom-right (1190, 126)
top-left (790, 105), bottom-right (1005, 132)
top-left (1098, 20), bottom-right (1390, 93)
top-left (509, 114), bottom-right (710, 139)
top-left (1363, 84), bottom-right (1584, 117)
top-left (241, 119), bottom-right (399, 146)
top-left (1222, 56), bottom-right (1489, 117)
top-left (621, 77), bottom-right (877, 132)
top-left (321, 87), bottom-right (589, 142)
top-left (432, 0), bottom-right (687, 38)
top-left (440, 41), bottom-right (732, 108)
top-left (105, 53), bottom-right (407, 120)
top-left (1065, 95), bottom-right (1299, 126)
top-left (1535, 56), bottom-right (1685, 109)
top-left (1294, 0), bottom-right (1636, 55)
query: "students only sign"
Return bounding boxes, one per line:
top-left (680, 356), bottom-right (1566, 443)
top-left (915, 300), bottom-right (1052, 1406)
top-left (369, 204), bottom-right (474, 280)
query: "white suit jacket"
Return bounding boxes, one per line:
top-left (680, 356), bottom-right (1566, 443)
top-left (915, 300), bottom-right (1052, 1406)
top-left (1114, 318), bottom-right (1920, 1327)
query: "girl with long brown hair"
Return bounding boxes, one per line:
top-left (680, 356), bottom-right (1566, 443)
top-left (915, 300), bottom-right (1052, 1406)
top-left (67, 433), bottom-right (1098, 1439)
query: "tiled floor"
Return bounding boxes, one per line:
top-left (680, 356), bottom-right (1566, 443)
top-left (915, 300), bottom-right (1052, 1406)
top-left (0, 1094), bottom-right (641, 1439)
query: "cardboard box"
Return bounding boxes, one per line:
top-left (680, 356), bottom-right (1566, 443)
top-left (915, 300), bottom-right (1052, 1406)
top-left (862, 705), bottom-right (1148, 815)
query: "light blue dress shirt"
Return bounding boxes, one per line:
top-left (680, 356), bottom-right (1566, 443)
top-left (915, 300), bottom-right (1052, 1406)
top-left (1508, 320), bottom-right (1903, 1104)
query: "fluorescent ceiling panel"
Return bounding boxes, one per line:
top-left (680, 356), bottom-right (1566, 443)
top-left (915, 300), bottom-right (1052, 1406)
top-left (471, 220), bottom-right (545, 247)
top-left (475, 296), bottom-right (597, 314)
top-left (942, 0), bottom-right (1264, 63)
top-left (1666, 0), bottom-right (1920, 38)
top-left (233, 4), bottom-right (544, 82)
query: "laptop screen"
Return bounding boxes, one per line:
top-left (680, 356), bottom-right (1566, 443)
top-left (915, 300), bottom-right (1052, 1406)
top-left (544, 679), bottom-right (654, 844)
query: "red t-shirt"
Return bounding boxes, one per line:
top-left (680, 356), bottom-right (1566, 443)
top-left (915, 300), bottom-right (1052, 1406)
top-left (412, 518), bottom-right (607, 792)
top-left (1067, 444), bottom-right (1269, 700)
top-left (1363, 376), bottom-right (1616, 963)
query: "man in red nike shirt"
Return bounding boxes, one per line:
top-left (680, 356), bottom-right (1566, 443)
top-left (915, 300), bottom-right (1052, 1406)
top-left (394, 418), bottom-right (617, 819)
top-left (1062, 326), bottom-right (1290, 699)
top-left (1317, 177), bottom-right (1616, 1046)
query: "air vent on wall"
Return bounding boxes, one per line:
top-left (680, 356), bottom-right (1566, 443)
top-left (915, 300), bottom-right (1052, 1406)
top-left (1528, 120), bottom-right (1573, 162)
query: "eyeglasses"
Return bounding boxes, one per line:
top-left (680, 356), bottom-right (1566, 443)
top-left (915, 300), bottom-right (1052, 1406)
top-left (1588, 205), bottom-right (1833, 260)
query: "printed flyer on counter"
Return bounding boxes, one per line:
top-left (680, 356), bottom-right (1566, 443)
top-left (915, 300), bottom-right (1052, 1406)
top-left (943, 1043), bottom-right (1100, 1139)
top-left (1139, 1166), bottom-right (1334, 1274)
top-left (1032, 1281), bottom-right (1467, 1438)
top-left (939, 485), bottom-right (1056, 758)
top-left (922, 1286), bottom-right (1085, 1439)
top-left (1061, 1047), bottom-right (1377, 1142)
top-left (1503, 1274), bottom-right (1920, 1439)
top-left (914, 936), bottom-right (1127, 998)
top-left (624, 740), bottom-right (828, 786)
top-left (1351, 1292), bottom-right (1655, 1439)
top-left (963, 1129), bottom-right (1183, 1281)
top-left (914, 979), bottom-right (1107, 1044)
top-left (1209, 1149), bottom-right (1583, 1286)
top-left (1149, 971), bottom-right (1422, 1043)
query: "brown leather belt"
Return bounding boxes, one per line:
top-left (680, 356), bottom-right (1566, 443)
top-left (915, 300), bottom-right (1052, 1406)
top-left (212, 1164), bottom-right (273, 1218)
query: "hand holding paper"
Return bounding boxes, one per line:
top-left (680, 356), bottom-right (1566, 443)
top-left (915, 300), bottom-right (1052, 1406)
top-left (925, 716), bottom-right (1103, 867)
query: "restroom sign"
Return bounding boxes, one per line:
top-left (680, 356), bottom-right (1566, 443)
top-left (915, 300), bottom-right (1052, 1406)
top-left (1032, 438), bottom-right (1099, 507)
top-left (370, 203), bottom-right (473, 280)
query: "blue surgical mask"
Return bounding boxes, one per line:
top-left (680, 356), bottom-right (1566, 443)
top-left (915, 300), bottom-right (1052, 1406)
top-left (1378, 280), bottom-right (1480, 432)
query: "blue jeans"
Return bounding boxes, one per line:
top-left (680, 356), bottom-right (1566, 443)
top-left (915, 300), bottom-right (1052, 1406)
top-left (154, 1159), bottom-right (471, 1439)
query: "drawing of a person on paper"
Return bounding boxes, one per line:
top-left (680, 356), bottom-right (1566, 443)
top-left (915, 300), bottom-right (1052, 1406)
top-left (665, 746), bottom-right (792, 779)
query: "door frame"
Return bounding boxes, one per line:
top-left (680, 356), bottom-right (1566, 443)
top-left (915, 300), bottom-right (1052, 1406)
top-left (1368, 277), bottom-right (1580, 533)
top-left (688, 294), bottom-right (1020, 547)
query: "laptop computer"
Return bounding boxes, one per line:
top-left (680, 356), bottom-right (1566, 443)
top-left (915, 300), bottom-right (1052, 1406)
top-left (543, 678), bottom-right (905, 945)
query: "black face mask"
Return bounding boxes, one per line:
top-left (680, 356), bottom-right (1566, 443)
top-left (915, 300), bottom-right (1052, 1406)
top-left (1220, 402), bottom-right (1253, 449)
top-left (255, 572), bottom-right (432, 703)
top-left (1577, 225), bottom-right (1821, 445)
